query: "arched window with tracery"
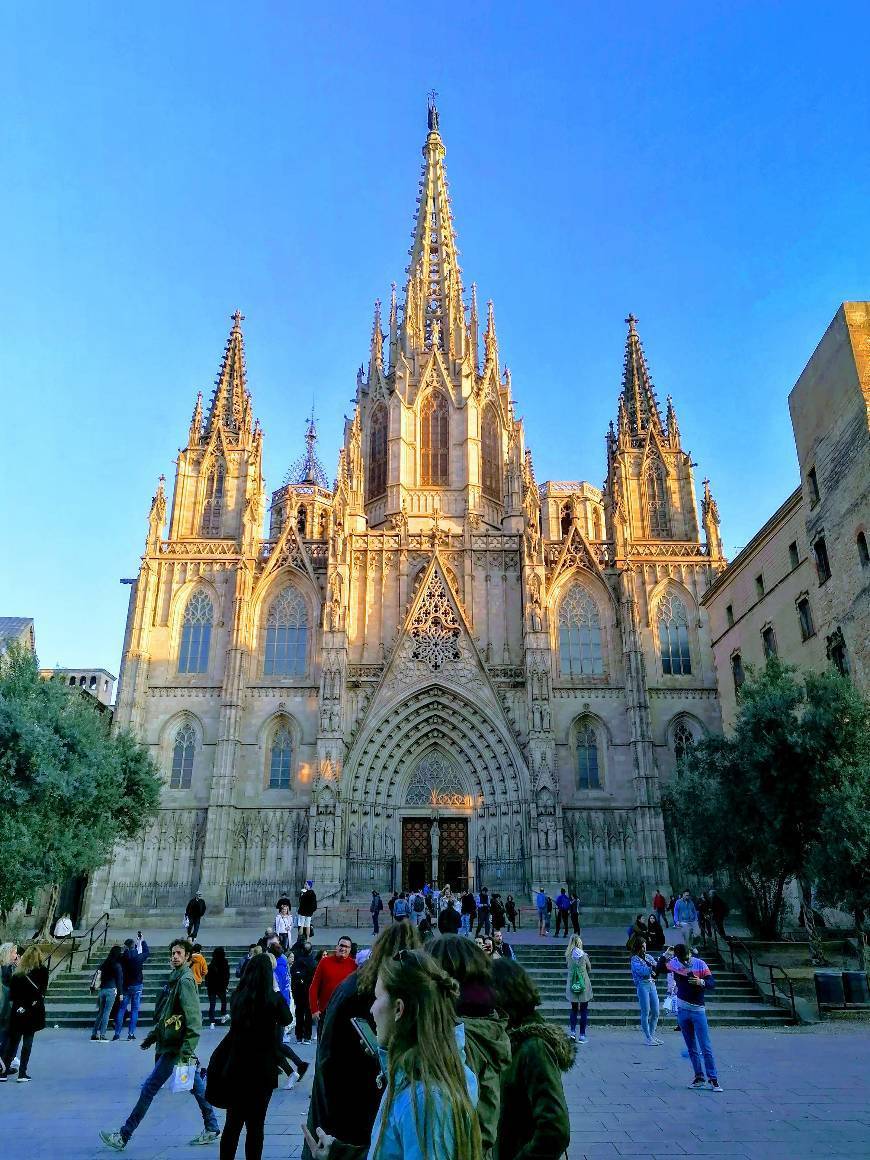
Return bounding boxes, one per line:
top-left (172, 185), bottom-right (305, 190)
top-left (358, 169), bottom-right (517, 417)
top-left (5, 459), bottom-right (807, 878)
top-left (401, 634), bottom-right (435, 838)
top-left (481, 405), bottom-right (501, 501)
top-left (673, 720), bottom-right (695, 767)
top-left (421, 392), bottom-right (449, 486)
top-left (200, 461), bottom-right (226, 537)
top-left (170, 722), bottom-right (196, 789)
top-left (576, 721), bottom-right (601, 789)
top-left (268, 722), bottom-right (293, 788)
top-left (658, 593), bottom-right (691, 675)
top-left (644, 458), bottom-right (671, 538)
top-left (558, 585), bottom-right (604, 677)
top-left (367, 406), bottom-right (388, 500)
top-left (264, 587), bottom-right (309, 676)
top-left (178, 590), bottom-right (213, 674)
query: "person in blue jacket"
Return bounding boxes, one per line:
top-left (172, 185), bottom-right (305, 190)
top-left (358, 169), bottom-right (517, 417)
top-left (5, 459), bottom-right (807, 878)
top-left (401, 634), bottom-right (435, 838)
top-left (113, 935), bottom-right (150, 1041)
top-left (303, 948), bottom-right (480, 1160)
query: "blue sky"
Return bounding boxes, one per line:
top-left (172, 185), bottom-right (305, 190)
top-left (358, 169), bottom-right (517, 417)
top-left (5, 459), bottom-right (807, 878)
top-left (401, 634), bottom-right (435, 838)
top-left (2, 4), bottom-right (868, 674)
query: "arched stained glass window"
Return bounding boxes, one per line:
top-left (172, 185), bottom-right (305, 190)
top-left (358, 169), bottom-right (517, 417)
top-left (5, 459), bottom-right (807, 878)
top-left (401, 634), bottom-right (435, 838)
top-left (268, 723), bottom-right (293, 788)
top-left (481, 406), bottom-right (501, 501)
top-left (170, 722), bottom-right (196, 789)
top-left (421, 392), bottom-right (449, 486)
top-left (367, 406), bottom-right (388, 499)
top-left (644, 458), bottom-right (671, 538)
top-left (576, 722), bottom-right (601, 789)
top-left (658, 593), bottom-right (691, 675)
top-left (673, 720), bottom-right (695, 766)
top-left (264, 587), bottom-right (309, 676)
top-left (558, 585), bottom-right (604, 677)
top-left (201, 461), bottom-right (226, 537)
top-left (178, 590), bottom-right (213, 674)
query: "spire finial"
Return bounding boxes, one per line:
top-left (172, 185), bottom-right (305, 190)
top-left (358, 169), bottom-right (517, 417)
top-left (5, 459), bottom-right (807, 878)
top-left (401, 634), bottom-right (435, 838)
top-left (231, 309), bottom-right (245, 329)
top-left (427, 89), bottom-right (439, 132)
top-left (626, 313), bottom-right (638, 333)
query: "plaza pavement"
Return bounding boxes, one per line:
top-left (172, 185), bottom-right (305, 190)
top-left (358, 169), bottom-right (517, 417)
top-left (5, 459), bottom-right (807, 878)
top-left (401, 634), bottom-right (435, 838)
top-left (1, 1022), bottom-right (867, 1159)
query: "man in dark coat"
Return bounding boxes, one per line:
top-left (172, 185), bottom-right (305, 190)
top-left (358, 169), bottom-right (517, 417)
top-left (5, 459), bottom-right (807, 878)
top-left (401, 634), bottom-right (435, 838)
top-left (290, 940), bottom-right (317, 1044)
top-left (437, 902), bottom-right (461, 935)
top-left (184, 892), bottom-right (206, 939)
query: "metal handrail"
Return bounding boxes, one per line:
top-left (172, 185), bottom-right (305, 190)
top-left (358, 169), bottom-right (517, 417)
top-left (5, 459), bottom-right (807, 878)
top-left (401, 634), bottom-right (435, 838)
top-left (724, 934), bottom-right (756, 985)
top-left (758, 960), bottom-right (798, 1022)
top-left (45, 936), bottom-right (79, 981)
top-left (46, 912), bottom-right (110, 984)
top-left (86, 912), bottom-right (111, 960)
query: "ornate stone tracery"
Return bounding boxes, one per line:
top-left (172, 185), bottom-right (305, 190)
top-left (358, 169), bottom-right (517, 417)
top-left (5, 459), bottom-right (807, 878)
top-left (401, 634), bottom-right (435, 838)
top-left (409, 570), bottom-right (462, 670)
top-left (405, 751), bottom-right (468, 807)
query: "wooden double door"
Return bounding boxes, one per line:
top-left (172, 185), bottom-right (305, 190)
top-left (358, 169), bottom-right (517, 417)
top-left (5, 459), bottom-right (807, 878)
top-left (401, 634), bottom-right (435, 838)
top-left (402, 817), bottom-right (469, 892)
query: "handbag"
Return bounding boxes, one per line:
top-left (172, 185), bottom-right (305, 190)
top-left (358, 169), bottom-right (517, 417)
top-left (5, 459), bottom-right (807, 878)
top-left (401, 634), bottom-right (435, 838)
top-left (204, 1032), bottom-right (233, 1108)
top-left (182, 915), bottom-right (190, 930)
top-left (170, 1060), bottom-right (195, 1092)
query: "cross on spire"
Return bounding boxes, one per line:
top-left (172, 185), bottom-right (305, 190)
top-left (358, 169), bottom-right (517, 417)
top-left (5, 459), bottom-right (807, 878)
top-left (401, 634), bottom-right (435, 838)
top-left (427, 89), bottom-right (439, 132)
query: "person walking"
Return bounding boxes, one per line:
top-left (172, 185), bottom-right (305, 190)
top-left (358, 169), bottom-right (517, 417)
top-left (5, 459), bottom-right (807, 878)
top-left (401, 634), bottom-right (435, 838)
top-left (475, 887), bottom-right (492, 937)
top-left (674, 891), bottom-right (699, 950)
top-left (392, 892), bottom-right (410, 922)
top-left (410, 890), bottom-right (426, 926)
top-left (565, 934), bottom-right (593, 1043)
top-left (207, 947), bottom-right (231, 1027)
top-left (0, 946), bottom-right (48, 1082)
top-left (666, 943), bottom-right (722, 1091)
top-left (709, 890), bottom-right (730, 937)
top-left (205, 952), bottom-right (292, 1160)
top-left (370, 890), bottom-right (383, 936)
top-left (308, 936), bottom-right (357, 1029)
top-left (554, 888), bottom-right (571, 938)
top-left (190, 944), bottom-right (208, 988)
top-left (630, 940), bottom-right (662, 1046)
top-left (99, 939), bottom-right (221, 1151)
top-left (535, 887), bottom-right (548, 936)
top-left (185, 892), bottom-right (206, 940)
top-left (303, 947), bottom-right (481, 1160)
top-left (0, 942), bottom-right (19, 1064)
top-left (113, 934), bottom-right (150, 1041)
top-left (504, 894), bottom-right (517, 932)
top-left (544, 893), bottom-right (553, 936)
top-left (491, 957), bottom-right (573, 1160)
top-left (290, 939), bottom-right (317, 1044)
top-left (301, 923), bottom-right (422, 1160)
top-left (429, 935), bottom-right (511, 1160)
top-left (298, 881), bottom-right (317, 937)
top-left (652, 889), bottom-right (668, 928)
top-left (274, 903), bottom-right (293, 952)
top-left (697, 892), bottom-right (713, 942)
top-left (461, 889), bottom-right (477, 936)
top-left (266, 940), bottom-right (307, 1089)
top-left (490, 894), bottom-right (506, 933)
top-left (92, 945), bottom-right (124, 1042)
top-left (568, 893), bottom-right (581, 936)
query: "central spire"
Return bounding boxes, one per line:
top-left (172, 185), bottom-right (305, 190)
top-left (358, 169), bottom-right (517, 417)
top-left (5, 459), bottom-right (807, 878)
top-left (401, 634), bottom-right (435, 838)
top-left (400, 96), bottom-right (465, 359)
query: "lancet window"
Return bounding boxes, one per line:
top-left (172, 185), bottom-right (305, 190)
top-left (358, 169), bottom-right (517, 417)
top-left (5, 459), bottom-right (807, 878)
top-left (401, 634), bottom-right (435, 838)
top-left (558, 585), bottom-right (604, 677)
top-left (264, 587), bottom-right (309, 677)
top-left (367, 406), bottom-right (388, 500)
top-left (268, 723), bottom-right (293, 789)
top-left (200, 461), bottom-right (225, 537)
top-left (421, 392), bottom-right (449, 486)
top-left (481, 406), bottom-right (501, 501)
top-left (576, 721), bottom-right (601, 790)
top-left (178, 591), bottom-right (213, 674)
top-left (658, 593), bottom-right (691, 675)
top-left (672, 720), bottom-right (695, 766)
top-left (644, 458), bottom-right (671, 538)
top-left (170, 723), bottom-right (196, 789)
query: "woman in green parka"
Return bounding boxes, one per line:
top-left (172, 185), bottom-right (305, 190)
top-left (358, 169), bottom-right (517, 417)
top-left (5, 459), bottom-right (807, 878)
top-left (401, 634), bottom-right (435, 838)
top-left (490, 958), bottom-right (575, 1160)
top-left (429, 935), bottom-right (512, 1160)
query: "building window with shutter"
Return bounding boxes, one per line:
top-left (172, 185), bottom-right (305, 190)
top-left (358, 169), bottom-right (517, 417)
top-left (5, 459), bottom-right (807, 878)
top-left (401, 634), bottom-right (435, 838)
top-left (761, 624), bottom-right (777, 659)
top-left (796, 596), bottom-right (815, 641)
top-left (814, 536), bottom-right (831, 584)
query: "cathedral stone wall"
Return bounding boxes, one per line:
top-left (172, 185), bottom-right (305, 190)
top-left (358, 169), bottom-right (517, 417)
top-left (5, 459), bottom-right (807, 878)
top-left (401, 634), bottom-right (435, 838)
top-left (84, 107), bottom-right (728, 921)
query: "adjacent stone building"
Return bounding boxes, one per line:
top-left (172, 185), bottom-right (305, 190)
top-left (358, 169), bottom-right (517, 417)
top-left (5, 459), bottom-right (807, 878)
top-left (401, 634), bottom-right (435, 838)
top-left (85, 103), bottom-right (727, 918)
top-left (702, 302), bottom-right (870, 728)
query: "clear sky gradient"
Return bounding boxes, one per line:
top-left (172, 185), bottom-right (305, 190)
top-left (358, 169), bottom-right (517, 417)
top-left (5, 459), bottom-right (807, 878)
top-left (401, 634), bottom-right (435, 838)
top-left (2, 4), bottom-right (868, 675)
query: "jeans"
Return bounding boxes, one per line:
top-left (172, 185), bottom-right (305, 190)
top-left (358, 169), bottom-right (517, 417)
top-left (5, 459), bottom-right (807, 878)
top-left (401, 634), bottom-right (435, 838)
top-left (555, 909), bottom-right (570, 936)
top-left (678, 921), bottom-right (696, 949)
top-left (208, 990), bottom-right (227, 1022)
top-left (188, 919), bottom-right (201, 939)
top-left (220, 1087), bottom-right (272, 1159)
top-left (460, 914), bottom-right (471, 935)
top-left (121, 1052), bottom-right (219, 1142)
top-left (372, 913), bottom-right (379, 935)
top-left (655, 906), bottom-right (668, 928)
top-left (114, 983), bottom-right (143, 1038)
top-left (93, 986), bottom-right (117, 1038)
top-left (537, 907), bottom-right (547, 932)
top-left (2, 1031), bottom-right (34, 1074)
top-left (677, 1004), bottom-right (717, 1080)
top-left (569, 1002), bottom-right (589, 1036)
top-left (475, 909), bottom-right (491, 937)
top-left (636, 981), bottom-right (660, 1041)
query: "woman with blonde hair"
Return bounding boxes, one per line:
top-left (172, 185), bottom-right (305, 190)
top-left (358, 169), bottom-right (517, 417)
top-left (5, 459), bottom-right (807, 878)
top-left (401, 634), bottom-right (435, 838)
top-left (0, 945), bottom-right (48, 1082)
top-left (565, 934), bottom-right (593, 1043)
top-left (304, 948), bottom-right (481, 1160)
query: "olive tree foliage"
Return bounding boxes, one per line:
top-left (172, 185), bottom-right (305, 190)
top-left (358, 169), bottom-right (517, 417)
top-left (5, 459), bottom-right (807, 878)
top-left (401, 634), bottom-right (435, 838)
top-left (663, 658), bottom-right (870, 949)
top-left (0, 645), bottom-right (161, 920)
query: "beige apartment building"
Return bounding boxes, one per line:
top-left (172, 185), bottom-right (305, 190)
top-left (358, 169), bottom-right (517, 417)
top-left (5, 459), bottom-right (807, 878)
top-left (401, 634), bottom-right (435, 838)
top-left (703, 303), bottom-right (870, 728)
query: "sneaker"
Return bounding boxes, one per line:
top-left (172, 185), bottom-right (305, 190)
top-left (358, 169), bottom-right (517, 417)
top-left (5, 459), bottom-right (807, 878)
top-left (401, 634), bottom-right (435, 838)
top-left (189, 1128), bottom-right (221, 1145)
top-left (578, 1034), bottom-right (587, 1043)
top-left (91, 1034), bottom-right (99, 1041)
top-left (689, 1076), bottom-right (707, 1089)
top-left (208, 1022), bottom-right (216, 1028)
top-left (296, 1061), bottom-right (309, 1083)
top-left (111, 1035), bottom-right (121, 1041)
top-left (649, 1037), bottom-right (663, 1046)
top-left (16, 1072), bottom-right (31, 1082)
top-left (283, 1071), bottom-right (299, 1090)
top-left (127, 1035), bottom-right (136, 1041)
top-left (99, 1130), bottom-right (127, 1151)
top-left (0, 1075), bottom-right (7, 1083)
top-left (709, 1079), bottom-right (724, 1093)
top-left (568, 1031), bottom-right (576, 1041)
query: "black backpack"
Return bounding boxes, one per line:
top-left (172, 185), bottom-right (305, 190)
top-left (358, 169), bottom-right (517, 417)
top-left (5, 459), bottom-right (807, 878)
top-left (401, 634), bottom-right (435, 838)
top-left (413, 894), bottom-right (425, 913)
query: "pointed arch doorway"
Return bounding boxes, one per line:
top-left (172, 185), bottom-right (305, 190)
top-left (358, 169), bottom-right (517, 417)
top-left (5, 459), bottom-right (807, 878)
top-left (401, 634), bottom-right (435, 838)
top-left (401, 752), bottom-right (471, 891)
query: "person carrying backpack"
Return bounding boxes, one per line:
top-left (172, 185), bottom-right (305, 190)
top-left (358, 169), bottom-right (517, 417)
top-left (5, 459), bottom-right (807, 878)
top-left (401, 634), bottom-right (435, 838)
top-left (392, 893), bottom-right (410, 922)
top-left (411, 891), bottom-right (426, 925)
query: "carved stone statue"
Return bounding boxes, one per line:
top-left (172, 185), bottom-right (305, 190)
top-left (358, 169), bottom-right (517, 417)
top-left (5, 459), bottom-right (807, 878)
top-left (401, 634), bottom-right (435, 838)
top-left (430, 819), bottom-right (440, 858)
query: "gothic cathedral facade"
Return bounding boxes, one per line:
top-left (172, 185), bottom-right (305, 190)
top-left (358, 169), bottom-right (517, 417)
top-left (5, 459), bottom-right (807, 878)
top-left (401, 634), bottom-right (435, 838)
top-left (87, 103), bottom-right (727, 917)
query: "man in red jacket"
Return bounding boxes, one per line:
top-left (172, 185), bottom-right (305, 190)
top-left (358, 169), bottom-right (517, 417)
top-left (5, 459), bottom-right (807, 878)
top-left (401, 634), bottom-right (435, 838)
top-left (308, 937), bottom-right (356, 1025)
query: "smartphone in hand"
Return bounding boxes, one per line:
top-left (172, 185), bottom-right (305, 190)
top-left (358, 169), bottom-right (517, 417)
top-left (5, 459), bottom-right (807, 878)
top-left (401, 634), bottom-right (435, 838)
top-left (350, 1016), bottom-right (380, 1057)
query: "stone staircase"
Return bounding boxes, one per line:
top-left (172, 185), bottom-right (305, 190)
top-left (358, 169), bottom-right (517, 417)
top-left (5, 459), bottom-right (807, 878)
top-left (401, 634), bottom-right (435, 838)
top-left (45, 940), bottom-right (793, 1030)
top-left (513, 942), bottom-right (794, 1027)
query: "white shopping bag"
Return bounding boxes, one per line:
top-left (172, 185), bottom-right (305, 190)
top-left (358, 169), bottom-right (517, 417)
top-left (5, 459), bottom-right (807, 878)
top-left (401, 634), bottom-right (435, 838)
top-left (170, 1061), bottom-right (195, 1092)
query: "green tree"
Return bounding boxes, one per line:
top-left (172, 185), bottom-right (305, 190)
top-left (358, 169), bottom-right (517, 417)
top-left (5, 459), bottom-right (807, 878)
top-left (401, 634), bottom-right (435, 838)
top-left (663, 658), bottom-right (870, 952)
top-left (0, 645), bottom-right (161, 924)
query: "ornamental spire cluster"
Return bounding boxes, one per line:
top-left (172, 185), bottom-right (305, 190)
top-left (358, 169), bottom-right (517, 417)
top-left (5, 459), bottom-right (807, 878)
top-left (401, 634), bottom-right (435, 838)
top-left (284, 412), bottom-right (330, 489)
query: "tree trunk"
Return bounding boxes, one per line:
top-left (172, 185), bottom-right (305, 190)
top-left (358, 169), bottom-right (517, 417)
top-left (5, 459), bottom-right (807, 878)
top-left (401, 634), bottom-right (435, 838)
top-left (35, 883), bottom-right (60, 941)
top-left (800, 880), bottom-right (827, 967)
